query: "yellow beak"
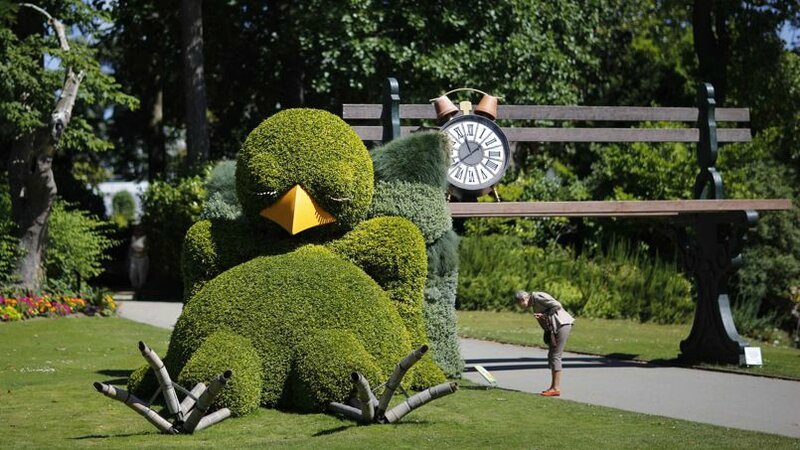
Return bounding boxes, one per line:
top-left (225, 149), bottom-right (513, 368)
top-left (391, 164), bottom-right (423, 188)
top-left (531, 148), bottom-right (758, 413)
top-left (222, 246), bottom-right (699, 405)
top-left (260, 185), bottom-right (336, 235)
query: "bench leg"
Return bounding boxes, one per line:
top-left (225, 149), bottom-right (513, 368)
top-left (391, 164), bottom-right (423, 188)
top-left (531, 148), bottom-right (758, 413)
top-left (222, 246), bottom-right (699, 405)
top-left (678, 211), bottom-right (757, 364)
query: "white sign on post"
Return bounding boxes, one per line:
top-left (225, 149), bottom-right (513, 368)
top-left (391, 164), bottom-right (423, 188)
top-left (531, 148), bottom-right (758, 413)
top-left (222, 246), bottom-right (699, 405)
top-left (473, 365), bottom-right (498, 388)
top-left (743, 347), bottom-right (763, 366)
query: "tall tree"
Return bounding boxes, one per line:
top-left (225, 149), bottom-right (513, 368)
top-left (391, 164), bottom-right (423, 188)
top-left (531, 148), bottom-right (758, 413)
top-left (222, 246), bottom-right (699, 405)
top-left (180, 0), bottom-right (209, 169)
top-left (0, 1), bottom-right (136, 290)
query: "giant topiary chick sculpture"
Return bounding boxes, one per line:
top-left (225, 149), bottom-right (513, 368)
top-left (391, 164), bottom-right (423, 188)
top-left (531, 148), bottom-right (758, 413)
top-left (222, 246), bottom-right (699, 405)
top-left (96, 109), bottom-right (453, 432)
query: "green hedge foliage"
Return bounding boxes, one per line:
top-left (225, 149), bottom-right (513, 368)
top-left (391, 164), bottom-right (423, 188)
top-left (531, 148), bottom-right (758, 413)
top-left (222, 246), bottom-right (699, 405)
top-left (327, 217), bottom-right (428, 347)
top-left (177, 330), bottom-right (263, 417)
top-left (45, 201), bottom-right (115, 289)
top-left (458, 235), bottom-right (694, 324)
top-left (427, 230), bottom-right (460, 277)
top-left (370, 131), bottom-right (450, 190)
top-left (289, 329), bottom-right (384, 412)
top-left (0, 178), bottom-right (20, 285)
top-left (110, 190), bottom-right (135, 228)
top-left (368, 133), bottom-right (462, 376)
top-left (144, 245), bottom-right (443, 412)
top-left (236, 109), bottom-right (373, 231)
top-left (369, 180), bottom-right (451, 244)
top-left (141, 176), bottom-right (206, 284)
top-left (423, 271), bottom-right (463, 375)
top-left (464, 170), bottom-right (589, 247)
top-left (181, 218), bottom-right (302, 299)
top-left (201, 160), bottom-right (242, 221)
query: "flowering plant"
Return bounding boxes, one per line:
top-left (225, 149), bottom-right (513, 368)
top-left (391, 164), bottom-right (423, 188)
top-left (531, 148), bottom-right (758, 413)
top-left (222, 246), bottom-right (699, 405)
top-left (0, 289), bottom-right (116, 322)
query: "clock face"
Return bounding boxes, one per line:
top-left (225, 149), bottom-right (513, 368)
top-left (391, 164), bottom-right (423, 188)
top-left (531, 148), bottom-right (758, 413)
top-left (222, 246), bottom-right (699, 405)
top-left (441, 114), bottom-right (509, 192)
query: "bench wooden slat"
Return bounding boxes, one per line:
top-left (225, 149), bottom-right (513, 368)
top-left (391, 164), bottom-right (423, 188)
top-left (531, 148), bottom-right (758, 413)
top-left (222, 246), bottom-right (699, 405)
top-left (343, 104), bottom-right (750, 122)
top-left (449, 199), bottom-right (792, 218)
top-left (350, 126), bottom-right (752, 143)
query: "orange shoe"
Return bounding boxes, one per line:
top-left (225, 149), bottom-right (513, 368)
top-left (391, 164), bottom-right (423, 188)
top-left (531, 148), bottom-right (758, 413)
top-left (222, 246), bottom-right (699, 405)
top-left (541, 389), bottom-right (561, 397)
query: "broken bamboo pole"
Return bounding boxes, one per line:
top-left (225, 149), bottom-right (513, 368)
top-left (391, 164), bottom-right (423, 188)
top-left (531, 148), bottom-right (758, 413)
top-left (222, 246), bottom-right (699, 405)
top-left (181, 370), bottom-right (232, 433)
top-left (351, 372), bottom-right (375, 423)
top-left (93, 382), bottom-right (176, 434)
top-left (382, 382), bottom-right (458, 424)
top-left (139, 341), bottom-right (182, 421)
top-left (376, 345), bottom-right (428, 418)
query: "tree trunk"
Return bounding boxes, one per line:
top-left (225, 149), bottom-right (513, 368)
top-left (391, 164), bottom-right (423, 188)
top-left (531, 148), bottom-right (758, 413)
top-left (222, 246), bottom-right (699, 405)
top-left (180, 0), bottom-right (210, 169)
top-left (146, 85), bottom-right (166, 181)
top-left (9, 129), bottom-right (56, 289)
top-left (8, 5), bottom-right (83, 291)
top-left (693, 0), bottom-right (730, 104)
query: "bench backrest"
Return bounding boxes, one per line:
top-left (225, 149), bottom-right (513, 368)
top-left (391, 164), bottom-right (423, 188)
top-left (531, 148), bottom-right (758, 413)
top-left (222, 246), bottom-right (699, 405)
top-left (342, 104), bottom-right (751, 145)
top-left (343, 79), bottom-right (759, 206)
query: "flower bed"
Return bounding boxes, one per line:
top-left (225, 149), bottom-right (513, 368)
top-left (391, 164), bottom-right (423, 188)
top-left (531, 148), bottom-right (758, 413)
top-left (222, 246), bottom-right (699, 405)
top-left (0, 291), bottom-right (116, 322)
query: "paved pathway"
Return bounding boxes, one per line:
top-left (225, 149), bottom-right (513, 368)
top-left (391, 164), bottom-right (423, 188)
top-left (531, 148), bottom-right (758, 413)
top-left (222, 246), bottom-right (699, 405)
top-left (117, 301), bottom-right (800, 438)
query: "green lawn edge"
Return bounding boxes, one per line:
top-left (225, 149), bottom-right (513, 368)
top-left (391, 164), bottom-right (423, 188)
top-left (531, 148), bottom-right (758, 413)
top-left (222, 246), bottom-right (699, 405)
top-left (457, 310), bottom-right (800, 380)
top-left (1, 317), bottom-right (799, 449)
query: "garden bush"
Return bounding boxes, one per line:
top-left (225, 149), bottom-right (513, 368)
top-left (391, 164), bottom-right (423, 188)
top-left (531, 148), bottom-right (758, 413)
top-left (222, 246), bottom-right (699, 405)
top-left (134, 245), bottom-right (443, 412)
top-left (181, 217), bottom-right (302, 299)
top-left (464, 170), bottom-right (589, 247)
top-left (369, 181), bottom-right (451, 244)
top-left (289, 329), bottom-right (383, 412)
top-left (178, 330), bottom-right (263, 417)
top-left (236, 109), bottom-right (372, 230)
top-left (370, 131), bottom-right (450, 190)
top-left (457, 235), bottom-right (694, 324)
top-left (111, 190), bottom-right (135, 228)
top-left (201, 160), bottom-right (242, 220)
top-left (720, 128), bottom-right (800, 333)
top-left (367, 132), bottom-right (462, 376)
top-left (44, 201), bottom-right (116, 289)
top-left (141, 176), bottom-right (206, 285)
top-left (327, 217), bottom-right (428, 346)
top-left (0, 177), bottom-right (20, 285)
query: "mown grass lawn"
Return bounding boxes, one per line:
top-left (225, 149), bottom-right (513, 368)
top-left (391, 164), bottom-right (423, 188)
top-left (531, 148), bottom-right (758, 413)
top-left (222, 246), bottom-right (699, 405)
top-left (2, 318), bottom-right (799, 449)
top-left (457, 311), bottom-right (800, 380)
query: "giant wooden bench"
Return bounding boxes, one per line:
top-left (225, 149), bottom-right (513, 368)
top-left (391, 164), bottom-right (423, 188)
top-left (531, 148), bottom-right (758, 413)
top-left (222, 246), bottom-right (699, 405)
top-left (343, 78), bottom-right (792, 365)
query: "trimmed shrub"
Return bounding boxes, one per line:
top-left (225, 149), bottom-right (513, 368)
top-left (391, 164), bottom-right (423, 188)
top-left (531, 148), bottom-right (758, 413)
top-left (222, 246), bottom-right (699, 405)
top-left (370, 131), bottom-right (450, 190)
top-left (201, 160), bottom-right (242, 220)
top-left (153, 245), bottom-right (431, 412)
top-left (236, 109), bottom-right (373, 231)
top-left (289, 329), bottom-right (383, 412)
top-left (427, 230), bottom-right (460, 278)
top-left (45, 201), bottom-right (115, 288)
top-left (327, 217), bottom-right (429, 352)
top-left (205, 160), bottom-right (238, 204)
top-left (369, 133), bottom-right (462, 376)
top-left (181, 218), bottom-right (303, 299)
top-left (369, 181), bottom-right (451, 244)
top-left (178, 330), bottom-right (263, 417)
top-left (457, 235), bottom-right (694, 324)
top-left (111, 190), bottom-right (135, 228)
top-left (423, 271), bottom-right (463, 375)
top-left (200, 192), bottom-right (242, 221)
top-left (141, 176), bottom-right (206, 285)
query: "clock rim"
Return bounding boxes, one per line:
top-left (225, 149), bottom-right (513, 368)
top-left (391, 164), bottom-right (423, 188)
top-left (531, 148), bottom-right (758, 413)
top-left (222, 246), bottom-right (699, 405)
top-left (440, 114), bottom-right (510, 192)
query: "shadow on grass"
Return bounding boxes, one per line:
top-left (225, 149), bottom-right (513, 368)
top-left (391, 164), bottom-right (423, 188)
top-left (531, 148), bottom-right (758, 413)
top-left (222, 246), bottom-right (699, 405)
top-left (72, 431), bottom-right (154, 440)
top-left (313, 425), bottom-right (352, 436)
top-left (95, 369), bottom-right (133, 386)
top-left (96, 369), bottom-right (133, 377)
